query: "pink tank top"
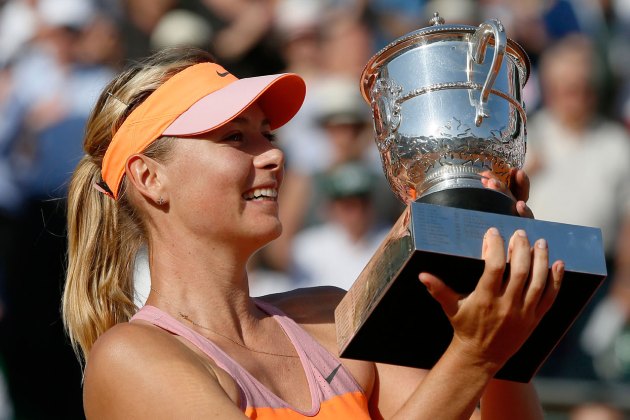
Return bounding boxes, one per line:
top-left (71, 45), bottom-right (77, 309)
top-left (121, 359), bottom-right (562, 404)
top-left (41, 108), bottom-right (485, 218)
top-left (131, 300), bottom-right (370, 419)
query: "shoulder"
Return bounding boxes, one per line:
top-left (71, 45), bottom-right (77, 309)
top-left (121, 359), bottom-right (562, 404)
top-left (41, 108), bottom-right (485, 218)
top-left (83, 321), bottom-right (243, 418)
top-left (589, 119), bottom-right (630, 169)
top-left (596, 120), bottom-right (630, 153)
top-left (258, 286), bottom-right (345, 354)
top-left (259, 287), bottom-right (377, 390)
top-left (595, 118), bottom-right (630, 140)
top-left (259, 286), bottom-right (346, 324)
top-left (85, 321), bottom-right (200, 371)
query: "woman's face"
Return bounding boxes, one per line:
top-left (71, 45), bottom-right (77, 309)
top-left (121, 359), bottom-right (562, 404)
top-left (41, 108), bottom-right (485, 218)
top-left (161, 104), bottom-right (285, 250)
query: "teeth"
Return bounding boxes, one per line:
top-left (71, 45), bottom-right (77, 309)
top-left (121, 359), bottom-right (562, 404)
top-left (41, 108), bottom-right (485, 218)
top-left (243, 188), bottom-right (278, 200)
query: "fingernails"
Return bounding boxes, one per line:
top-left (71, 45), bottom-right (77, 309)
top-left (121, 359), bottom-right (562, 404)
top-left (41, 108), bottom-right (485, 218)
top-left (487, 227), bottom-right (500, 236)
top-left (490, 178), bottom-right (501, 188)
top-left (536, 238), bottom-right (547, 249)
top-left (516, 229), bottom-right (527, 237)
top-left (419, 274), bottom-right (432, 292)
top-left (555, 262), bottom-right (565, 275)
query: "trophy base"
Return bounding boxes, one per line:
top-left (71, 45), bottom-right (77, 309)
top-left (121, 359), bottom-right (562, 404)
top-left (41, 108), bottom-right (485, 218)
top-left (418, 187), bottom-right (517, 216)
top-left (335, 202), bottom-right (607, 382)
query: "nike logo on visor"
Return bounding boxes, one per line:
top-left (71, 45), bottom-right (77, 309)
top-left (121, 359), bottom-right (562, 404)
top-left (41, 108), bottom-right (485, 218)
top-left (216, 70), bottom-right (230, 77)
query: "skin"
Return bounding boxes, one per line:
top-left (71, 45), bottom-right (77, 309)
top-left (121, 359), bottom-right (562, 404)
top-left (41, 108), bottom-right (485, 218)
top-left (83, 104), bottom-right (564, 419)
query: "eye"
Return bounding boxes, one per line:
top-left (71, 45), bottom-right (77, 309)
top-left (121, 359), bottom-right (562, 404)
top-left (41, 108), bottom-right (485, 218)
top-left (222, 132), bottom-right (243, 142)
top-left (263, 132), bottom-right (277, 142)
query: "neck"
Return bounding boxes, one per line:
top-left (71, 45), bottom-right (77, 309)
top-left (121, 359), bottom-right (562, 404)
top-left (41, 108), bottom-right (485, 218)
top-left (145, 232), bottom-right (263, 338)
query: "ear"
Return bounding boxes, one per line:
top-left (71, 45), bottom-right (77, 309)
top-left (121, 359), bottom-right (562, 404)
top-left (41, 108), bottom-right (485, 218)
top-left (125, 154), bottom-right (166, 204)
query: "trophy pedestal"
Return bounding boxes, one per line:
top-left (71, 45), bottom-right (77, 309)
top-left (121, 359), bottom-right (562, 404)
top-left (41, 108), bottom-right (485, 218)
top-left (335, 202), bottom-right (607, 382)
top-left (419, 186), bottom-right (517, 216)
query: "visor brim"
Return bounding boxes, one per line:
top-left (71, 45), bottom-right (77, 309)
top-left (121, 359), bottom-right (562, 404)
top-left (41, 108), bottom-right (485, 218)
top-left (162, 73), bottom-right (306, 136)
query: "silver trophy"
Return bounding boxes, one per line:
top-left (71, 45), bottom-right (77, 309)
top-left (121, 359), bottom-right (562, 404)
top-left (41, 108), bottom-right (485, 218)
top-left (335, 14), bottom-right (607, 382)
top-left (364, 13), bottom-right (526, 214)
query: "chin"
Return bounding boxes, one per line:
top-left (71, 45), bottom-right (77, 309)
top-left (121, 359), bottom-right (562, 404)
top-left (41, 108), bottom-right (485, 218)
top-left (265, 223), bottom-right (283, 242)
top-left (249, 222), bottom-right (283, 247)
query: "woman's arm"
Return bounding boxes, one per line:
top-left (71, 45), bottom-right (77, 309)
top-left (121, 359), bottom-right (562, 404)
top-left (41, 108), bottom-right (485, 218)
top-left (480, 380), bottom-right (543, 420)
top-left (370, 359), bottom-right (544, 420)
top-left (369, 228), bottom-right (564, 419)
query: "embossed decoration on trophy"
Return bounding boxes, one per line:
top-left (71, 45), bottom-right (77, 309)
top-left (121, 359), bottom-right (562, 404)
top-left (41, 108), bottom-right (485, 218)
top-left (335, 13), bottom-right (606, 382)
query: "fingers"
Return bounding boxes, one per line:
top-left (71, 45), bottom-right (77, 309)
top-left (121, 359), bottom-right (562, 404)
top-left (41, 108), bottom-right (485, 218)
top-left (510, 169), bottom-right (530, 202)
top-left (421, 227), bottom-right (564, 324)
top-left (522, 238), bottom-right (550, 309)
top-left (478, 227), bottom-right (506, 295)
top-left (419, 272), bottom-right (461, 317)
top-left (511, 171), bottom-right (535, 219)
top-left (479, 169), bottom-right (531, 204)
top-left (516, 200), bottom-right (535, 219)
top-left (536, 260), bottom-right (564, 316)
top-left (480, 175), bottom-right (513, 199)
top-left (503, 230), bottom-right (531, 302)
top-left (506, 231), bottom-right (563, 316)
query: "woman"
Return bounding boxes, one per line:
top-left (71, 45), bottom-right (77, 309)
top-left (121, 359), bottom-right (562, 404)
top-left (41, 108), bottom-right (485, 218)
top-left (63, 48), bottom-right (564, 419)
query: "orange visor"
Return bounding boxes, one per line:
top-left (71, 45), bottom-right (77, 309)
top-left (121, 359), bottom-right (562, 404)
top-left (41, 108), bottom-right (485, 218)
top-left (100, 62), bottom-right (306, 199)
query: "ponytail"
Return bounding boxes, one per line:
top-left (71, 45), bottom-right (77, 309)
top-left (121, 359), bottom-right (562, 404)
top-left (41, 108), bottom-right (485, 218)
top-left (62, 48), bottom-right (216, 362)
top-left (63, 157), bottom-right (141, 361)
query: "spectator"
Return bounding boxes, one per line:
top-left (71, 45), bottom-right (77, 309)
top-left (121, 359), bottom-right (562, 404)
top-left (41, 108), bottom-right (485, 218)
top-left (291, 161), bottom-right (391, 290)
top-left (524, 34), bottom-right (630, 380)
top-left (150, 9), bottom-right (213, 52)
top-left (196, 0), bottom-right (285, 77)
top-left (0, 0), bottom-right (119, 416)
top-left (0, 0), bottom-right (37, 68)
top-left (273, 0), bottom-right (329, 175)
top-left (118, 0), bottom-right (177, 59)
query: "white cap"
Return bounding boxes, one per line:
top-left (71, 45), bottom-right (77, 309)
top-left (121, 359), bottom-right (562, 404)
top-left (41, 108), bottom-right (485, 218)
top-left (274, 0), bottom-right (323, 40)
top-left (38, 0), bottom-right (96, 29)
top-left (314, 77), bottom-right (370, 126)
top-left (150, 10), bottom-right (213, 51)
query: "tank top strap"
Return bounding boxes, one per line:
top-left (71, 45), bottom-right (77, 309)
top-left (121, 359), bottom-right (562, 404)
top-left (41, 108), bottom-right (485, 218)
top-left (130, 305), bottom-right (288, 411)
top-left (253, 299), bottom-right (364, 398)
top-left (131, 303), bottom-right (367, 417)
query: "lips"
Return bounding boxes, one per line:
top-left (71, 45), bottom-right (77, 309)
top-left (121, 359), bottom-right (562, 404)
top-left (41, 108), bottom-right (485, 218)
top-left (242, 187), bottom-right (278, 201)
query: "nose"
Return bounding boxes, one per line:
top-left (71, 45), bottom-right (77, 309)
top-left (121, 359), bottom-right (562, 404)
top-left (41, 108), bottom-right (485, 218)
top-left (254, 142), bottom-right (285, 173)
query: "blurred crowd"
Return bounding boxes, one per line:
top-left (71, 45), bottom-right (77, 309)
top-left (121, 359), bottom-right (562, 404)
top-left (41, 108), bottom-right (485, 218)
top-left (0, 0), bottom-right (629, 418)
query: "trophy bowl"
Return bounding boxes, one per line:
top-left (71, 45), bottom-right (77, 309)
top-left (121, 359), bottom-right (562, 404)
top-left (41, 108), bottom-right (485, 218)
top-left (361, 13), bottom-right (530, 215)
top-left (335, 14), bottom-right (607, 383)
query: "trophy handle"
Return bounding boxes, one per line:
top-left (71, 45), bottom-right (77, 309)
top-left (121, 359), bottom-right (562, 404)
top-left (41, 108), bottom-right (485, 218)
top-left (469, 19), bottom-right (506, 127)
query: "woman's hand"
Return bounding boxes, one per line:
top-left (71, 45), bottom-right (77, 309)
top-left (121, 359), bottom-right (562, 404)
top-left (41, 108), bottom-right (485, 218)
top-left (481, 168), bottom-right (534, 219)
top-left (419, 227), bottom-right (564, 371)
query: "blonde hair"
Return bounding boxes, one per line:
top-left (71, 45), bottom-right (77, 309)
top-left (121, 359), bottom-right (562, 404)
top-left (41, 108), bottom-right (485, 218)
top-left (62, 48), bottom-right (216, 363)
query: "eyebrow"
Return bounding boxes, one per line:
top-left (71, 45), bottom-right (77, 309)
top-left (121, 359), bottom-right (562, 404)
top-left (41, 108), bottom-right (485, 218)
top-left (231, 116), bottom-right (271, 128)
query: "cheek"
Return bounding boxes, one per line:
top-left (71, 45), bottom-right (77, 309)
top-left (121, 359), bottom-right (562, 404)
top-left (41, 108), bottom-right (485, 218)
top-left (191, 163), bottom-right (241, 203)
top-left (164, 141), bottom-right (263, 239)
top-left (169, 149), bottom-right (250, 213)
top-left (171, 172), bottom-right (240, 237)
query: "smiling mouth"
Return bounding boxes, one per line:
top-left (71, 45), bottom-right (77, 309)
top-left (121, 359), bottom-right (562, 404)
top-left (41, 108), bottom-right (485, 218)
top-left (243, 188), bottom-right (278, 201)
